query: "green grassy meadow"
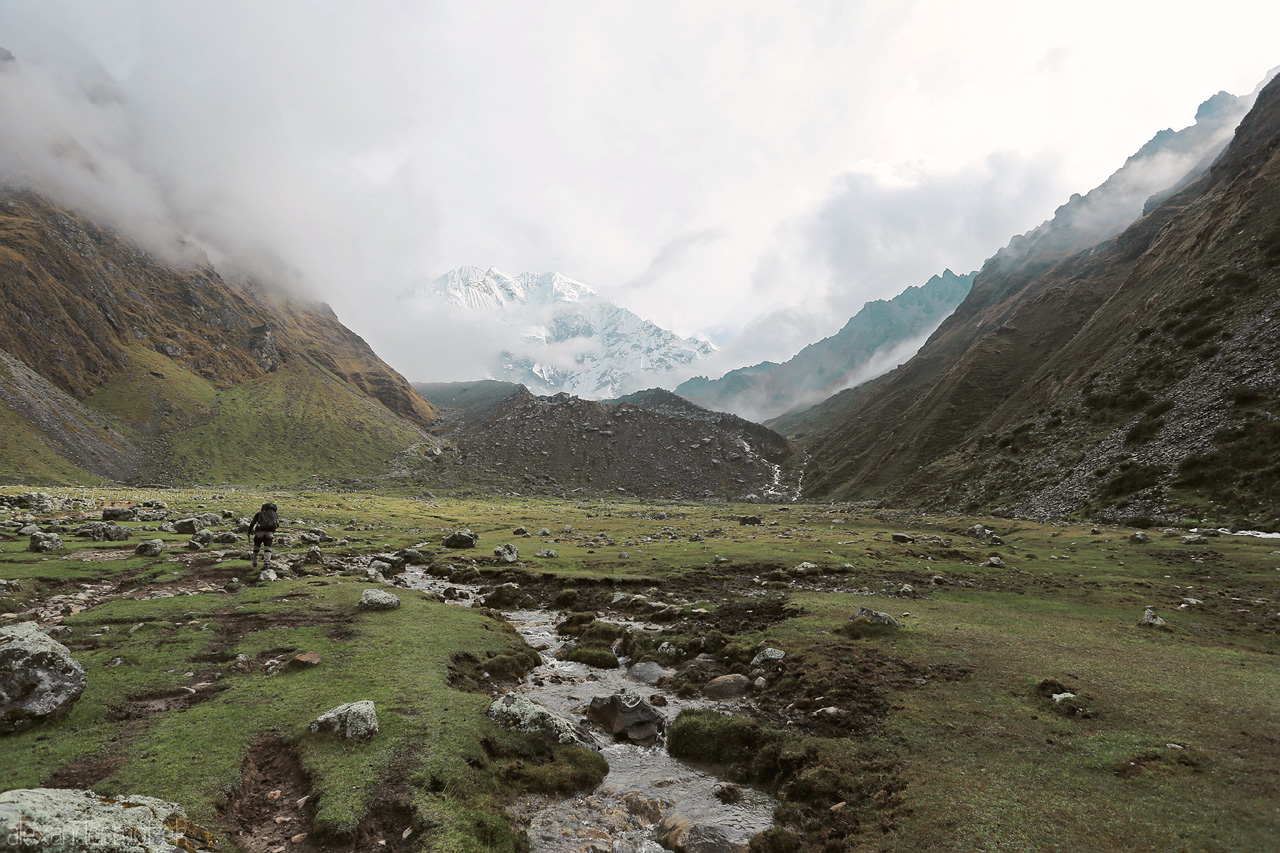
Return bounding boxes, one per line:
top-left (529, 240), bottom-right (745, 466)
top-left (1, 487), bottom-right (1277, 851)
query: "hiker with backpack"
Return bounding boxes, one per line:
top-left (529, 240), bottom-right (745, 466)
top-left (249, 501), bottom-right (280, 568)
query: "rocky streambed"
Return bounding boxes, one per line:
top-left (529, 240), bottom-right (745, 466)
top-left (403, 571), bottom-right (776, 853)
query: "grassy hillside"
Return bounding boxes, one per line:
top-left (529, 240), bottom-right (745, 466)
top-left (159, 363), bottom-right (432, 485)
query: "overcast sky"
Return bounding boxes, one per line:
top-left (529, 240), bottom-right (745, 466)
top-left (1, 1), bottom-right (1278, 383)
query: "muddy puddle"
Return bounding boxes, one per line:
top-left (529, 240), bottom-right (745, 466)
top-left (403, 570), bottom-right (775, 852)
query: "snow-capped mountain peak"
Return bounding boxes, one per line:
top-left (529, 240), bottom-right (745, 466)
top-left (406, 267), bottom-right (715, 399)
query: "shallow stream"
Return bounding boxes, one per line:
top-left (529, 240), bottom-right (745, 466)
top-left (402, 570), bottom-right (776, 852)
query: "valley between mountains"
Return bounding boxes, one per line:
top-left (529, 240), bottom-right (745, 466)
top-left (1, 56), bottom-right (1279, 853)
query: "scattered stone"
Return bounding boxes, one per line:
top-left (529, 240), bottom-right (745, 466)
top-left (0, 622), bottom-right (87, 733)
top-left (256, 569), bottom-right (277, 583)
top-left (0, 788), bottom-right (223, 852)
top-left (173, 518), bottom-right (205, 535)
top-left (443, 529), bottom-right (479, 548)
top-left (753, 676), bottom-right (767, 691)
top-left (849, 606), bottom-right (899, 627)
top-left (289, 653), bottom-right (322, 668)
top-left (1140, 608), bottom-right (1166, 626)
top-left (750, 648), bottom-right (785, 668)
top-left (357, 589), bottom-right (401, 611)
top-left (563, 524), bottom-right (574, 535)
top-left (1181, 598), bottom-right (1204, 607)
top-left (1181, 535), bottom-right (1209, 545)
top-left (513, 526), bottom-right (528, 535)
top-left (212, 532), bottom-right (240, 544)
top-left (488, 692), bottom-right (599, 750)
top-left (891, 532), bottom-right (914, 544)
top-left (587, 691), bottom-right (666, 745)
top-left (28, 532), bottom-right (62, 553)
top-left (538, 527), bottom-right (552, 536)
top-left (534, 549), bottom-right (558, 558)
top-left (493, 543), bottom-right (519, 563)
top-left (399, 548), bottom-right (426, 565)
top-left (739, 516), bottom-right (764, 526)
top-left (309, 700), bottom-right (379, 740)
top-left (702, 674), bottom-right (750, 699)
top-left (625, 661), bottom-right (674, 686)
top-left (714, 555), bottom-right (729, 564)
top-left (102, 507), bottom-right (138, 522)
top-left (967, 524), bottom-right (992, 539)
top-left (134, 539), bottom-right (164, 557)
top-left (303, 546), bottom-right (324, 564)
top-left (483, 583), bottom-right (534, 610)
top-left (1129, 532), bottom-right (1151, 544)
top-left (979, 556), bottom-right (1005, 568)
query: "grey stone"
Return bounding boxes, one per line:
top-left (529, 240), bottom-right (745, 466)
top-left (357, 589), bottom-right (401, 611)
top-left (257, 569), bottom-right (278, 583)
top-left (891, 532), bottom-right (915, 544)
top-left (587, 691), bottom-right (665, 745)
top-left (750, 647), bottom-right (785, 668)
top-left (158, 522), bottom-right (177, 534)
top-left (850, 606), bottom-right (899, 627)
top-left (684, 823), bottom-right (740, 853)
top-left (513, 526), bottom-right (528, 535)
top-left (493, 543), bottom-right (519, 563)
top-left (702, 674), bottom-right (750, 699)
top-left (213, 532), bottom-right (240, 544)
top-left (1129, 531), bottom-right (1151, 544)
top-left (28, 532), bottom-right (62, 553)
top-left (0, 622), bottom-right (86, 733)
top-left (483, 583), bottom-right (533, 610)
top-left (101, 507), bottom-right (138, 522)
top-left (534, 549), bottom-right (558, 558)
top-left (17, 525), bottom-right (39, 536)
top-left (625, 661), bottom-right (674, 686)
top-left (1140, 608), bottom-right (1166, 626)
top-left (303, 546), bottom-right (324, 564)
top-left (173, 518), bottom-right (204, 535)
top-left (538, 527), bottom-right (552, 536)
top-left (443, 529), bottom-right (479, 548)
top-left (196, 512), bottom-right (221, 527)
top-left (980, 556), bottom-right (1005, 568)
top-left (1180, 535), bottom-right (1209, 545)
top-left (309, 700), bottom-right (379, 739)
top-left (967, 524), bottom-right (992, 539)
top-left (134, 539), bottom-right (164, 557)
top-left (0, 788), bottom-right (224, 852)
top-left (488, 692), bottom-right (599, 750)
top-left (399, 548), bottom-right (426, 565)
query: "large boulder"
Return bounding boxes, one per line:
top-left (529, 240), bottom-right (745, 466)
top-left (443, 529), bottom-right (479, 548)
top-left (626, 661), bottom-right (674, 686)
top-left (74, 522), bottom-right (130, 542)
top-left (488, 693), bottom-right (600, 750)
top-left (357, 589), bottom-right (401, 611)
top-left (309, 700), bottom-right (379, 740)
top-left (0, 622), bottom-right (87, 734)
top-left (493, 543), bottom-right (519, 563)
top-left (27, 532), bottom-right (62, 553)
top-left (586, 691), bottom-right (665, 745)
top-left (701, 674), bottom-right (750, 700)
top-left (0, 788), bottom-right (223, 852)
top-left (134, 539), bottom-right (165, 558)
top-left (849, 606), bottom-right (899, 627)
top-left (483, 583), bottom-right (534, 610)
top-left (101, 507), bottom-right (138, 522)
top-left (173, 518), bottom-right (204, 535)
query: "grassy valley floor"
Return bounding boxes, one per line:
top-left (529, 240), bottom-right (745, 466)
top-left (1, 487), bottom-right (1277, 851)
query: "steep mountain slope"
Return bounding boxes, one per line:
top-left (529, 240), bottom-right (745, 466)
top-left (677, 270), bottom-right (974, 420)
top-left (787, 72), bottom-right (1280, 526)
top-left (0, 191), bottom-right (438, 485)
top-left (416, 381), bottom-right (802, 500)
top-left (406, 267), bottom-right (715, 398)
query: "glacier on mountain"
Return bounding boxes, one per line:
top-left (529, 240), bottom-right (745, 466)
top-left (404, 266), bottom-right (715, 399)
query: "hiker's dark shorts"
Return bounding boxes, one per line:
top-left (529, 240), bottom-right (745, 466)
top-left (253, 532), bottom-right (275, 548)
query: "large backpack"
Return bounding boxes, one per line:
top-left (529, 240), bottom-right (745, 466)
top-left (259, 504), bottom-right (279, 531)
